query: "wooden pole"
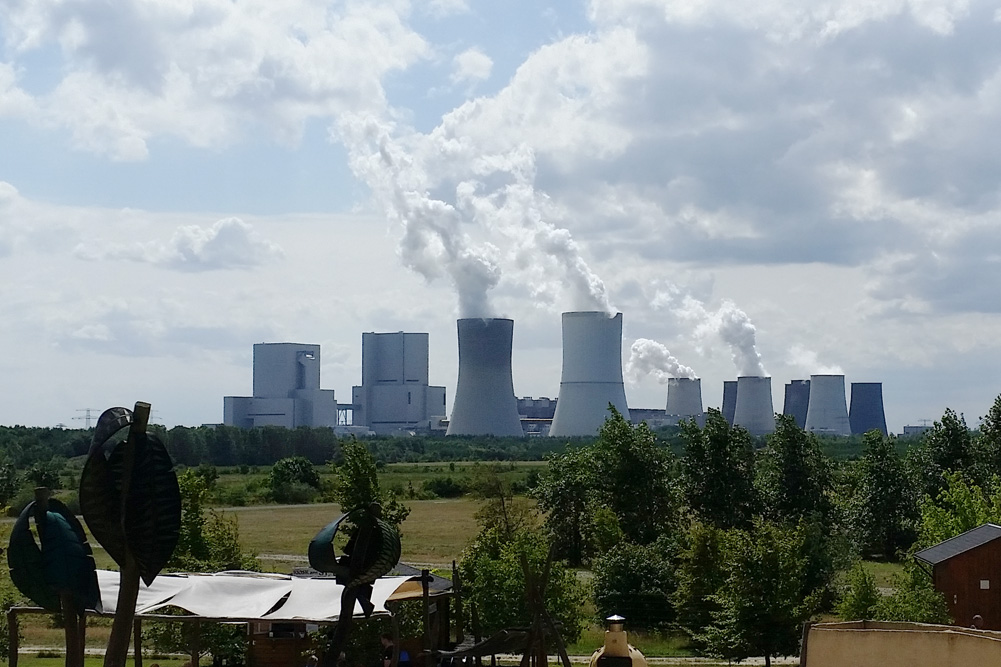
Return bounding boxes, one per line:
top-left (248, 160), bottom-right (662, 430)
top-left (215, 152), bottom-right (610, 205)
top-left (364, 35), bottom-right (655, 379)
top-left (421, 569), bottom-right (432, 653)
top-left (104, 402), bottom-right (150, 667)
top-left (7, 609), bottom-right (18, 667)
top-left (452, 561), bottom-right (464, 645)
top-left (133, 619), bottom-right (143, 667)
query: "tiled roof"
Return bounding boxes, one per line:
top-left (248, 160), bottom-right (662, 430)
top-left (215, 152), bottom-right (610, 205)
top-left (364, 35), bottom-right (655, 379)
top-left (914, 523), bottom-right (1001, 565)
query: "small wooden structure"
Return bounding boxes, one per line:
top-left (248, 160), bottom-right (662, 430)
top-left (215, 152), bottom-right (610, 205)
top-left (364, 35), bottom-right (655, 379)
top-left (915, 523), bottom-right (1001, 630)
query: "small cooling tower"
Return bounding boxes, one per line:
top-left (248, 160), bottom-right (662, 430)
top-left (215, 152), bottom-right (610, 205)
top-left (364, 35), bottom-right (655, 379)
top-left (549, 311), bottom-right (630, 437)
top-left (446, 318), bottom-right (524, 437)
top-left (804, 374), bottom-right (851, 436)
top-left (849, 382), bottom-right (888, 436)
top-left (667, 378), bottom-right (703, 417)
top-left (722, 380), bottom-right (738, 425)
top-left (732, 376), bottom-right (775, 436)
top-left (783, 379), bottom-right (811, 429)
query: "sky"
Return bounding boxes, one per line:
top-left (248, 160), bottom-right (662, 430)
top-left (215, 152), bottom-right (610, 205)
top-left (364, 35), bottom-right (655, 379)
top-left (3, 0), bottom-right (1001, 433)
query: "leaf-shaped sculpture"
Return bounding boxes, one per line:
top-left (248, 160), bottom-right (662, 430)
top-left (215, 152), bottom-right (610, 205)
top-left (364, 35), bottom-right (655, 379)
top-left (8, 497), bottom-right (101, 613)
top-left (80, 406), bottom-right (181, 585)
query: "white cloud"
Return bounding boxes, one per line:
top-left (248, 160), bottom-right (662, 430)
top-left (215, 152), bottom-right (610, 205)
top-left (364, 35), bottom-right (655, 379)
top-left (75, 217), bottom-right (284, 271)
top-left (450, 47), bottom-right (492, 85)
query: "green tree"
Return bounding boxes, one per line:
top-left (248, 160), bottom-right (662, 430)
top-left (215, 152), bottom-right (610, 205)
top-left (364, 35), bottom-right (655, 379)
top-left (533, 446), bottom-right (599, 566)
top-left (673, 521), bottom-right (726, 644)
top-left (592, 537), bottom-right (678, 630)
top-left (847, 430), bottom-right (918, 559)
top-left (679, 409), bottom-right (758, 529)
top-left (916, 471), bottom-right (1001, 549)
top-left (911, 408), bottom-right (975, 498)
top-left (836, 562), bottom-right (880, 620)
top-left (700, 519), bottom-right (822, 667)
top-left (976, 394), bottom-right (1001, 479)
top-left (0, 460), bottom-right (19, 507)
top-left (330, 441), bottom-right (410, 529)
top-left (269, 456), bottom-right (322, 503)
top-left (756, 415), bottom-right (832, 525)
top-left (591, 407), bottom-right (676, 545)
top-left (874, 564), bottom-right (951, 624)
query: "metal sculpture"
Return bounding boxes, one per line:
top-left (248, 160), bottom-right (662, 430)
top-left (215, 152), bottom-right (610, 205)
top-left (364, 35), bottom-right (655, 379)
top-left (79, 402), bottom-right (182, 667)
top-left (308, 503), bottom-right (401, 663)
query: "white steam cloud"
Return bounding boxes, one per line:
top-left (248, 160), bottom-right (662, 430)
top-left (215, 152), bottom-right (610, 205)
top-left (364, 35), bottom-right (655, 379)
top-left (787, 345), bottom-right (844, 376)
top-left (681, 297), bottom-right (767, 377)
top-left (627, 338), bottom-right (697, 383)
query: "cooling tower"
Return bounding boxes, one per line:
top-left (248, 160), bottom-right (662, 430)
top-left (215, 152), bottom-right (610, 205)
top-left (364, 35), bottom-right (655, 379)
top-left (721, 380), bottom-right (737, 425)
top-left (849, 382), bottom-right (888, 436)
top-left (732, 376), bottom-right (775, 436)
top-left (667, 377), bottom-right (703, 417)
top-left (783, 379), bottom-right (811, 429)
top-left (549, 311), bottom-right (630, 437)
top-left (804, 374), bottom-right (851, 436)
top-left (446, 318), bottom-right (524, 437)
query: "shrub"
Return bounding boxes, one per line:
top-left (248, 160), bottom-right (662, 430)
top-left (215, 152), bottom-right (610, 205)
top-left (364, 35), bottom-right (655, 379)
top-left (423, 476), bottom-right (467, 498)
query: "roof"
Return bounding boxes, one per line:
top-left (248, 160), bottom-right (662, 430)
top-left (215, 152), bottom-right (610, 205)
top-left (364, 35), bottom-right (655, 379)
top-left (914, 523), bottom-right (1001, 565)
top-left (89, 570), bottom-right (419, 623)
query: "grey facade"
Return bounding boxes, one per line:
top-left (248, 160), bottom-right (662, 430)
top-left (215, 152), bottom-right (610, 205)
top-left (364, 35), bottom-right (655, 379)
top-left (783, 379), bottom-right (811, 429)
top-left (224, 343), bottom-right (337, 429)
top-left (447, 318), bottom-right (524, 437)
top-left (849, 382), bottom-right (888, 436)
top-left (722, 380), bottom-right (737, 425)
top-left (351, 332), bottom-right (446, 434)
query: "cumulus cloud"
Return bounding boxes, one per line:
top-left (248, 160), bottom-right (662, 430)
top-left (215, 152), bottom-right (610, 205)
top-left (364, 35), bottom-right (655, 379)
top-left (451, 47), bottom-right (493, 85)
top-left (76, 217), bottom-right (284, 271)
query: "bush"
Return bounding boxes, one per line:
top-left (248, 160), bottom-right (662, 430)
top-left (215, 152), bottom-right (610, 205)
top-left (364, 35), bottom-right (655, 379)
top-left (592, 537), bottom-right (679, 630)
top-left (423, 476), bottom-right (467, 498)
top-left (837, 563), bottom-right (880, 620)
top-left (271, 482), bottom-right (320, 504)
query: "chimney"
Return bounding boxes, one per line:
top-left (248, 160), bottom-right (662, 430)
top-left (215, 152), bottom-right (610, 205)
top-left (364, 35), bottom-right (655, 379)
top-left (721, 380), bottom-right (738, 425)
top-left (549, 312), bottom-right (630, 437)
top-left (666, 377), bottom-right (703, 418)
top-left (804, 374), bottom-right (851, 436)
top-left (446, 318), bottom-right (523, 436)
top-left (732, 376), bottom-right (775, 436)
top-left (849, 382), bottom-right (888, 436)
top-left (782, 379), bottom-right (811, 429)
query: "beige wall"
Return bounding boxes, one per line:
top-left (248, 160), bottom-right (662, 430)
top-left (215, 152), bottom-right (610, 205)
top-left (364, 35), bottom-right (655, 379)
top-left (804, 621), bottom-right (1001, 667)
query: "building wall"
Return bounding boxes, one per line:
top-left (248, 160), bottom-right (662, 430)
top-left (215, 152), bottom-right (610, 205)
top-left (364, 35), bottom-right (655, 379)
top-left (933, 540), bottom-right (1001, 630)
top-left (804, 621), bottom-right (1001, 667)
top-left (253, 343), bottom-right (321, 398)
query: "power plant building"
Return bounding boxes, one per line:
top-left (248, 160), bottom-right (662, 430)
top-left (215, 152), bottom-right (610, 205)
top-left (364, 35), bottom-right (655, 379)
top-left (666, 377), bottom-right (705, 426)
top-left (849, 382), bottom-right (888, 436)
top-left (804, 374), bottom-right (851, 436)
top-left (783, 379), bottom-right (811, 429)
top-left (549, 311), bottom-right (631, 437)
top-left (721, 380), bottom-right (737, 425)
top-left (224, 343), bottom-right (338, 429)
top-left (351, 332), bottom-right (446, 435)
top-left (732, 376), bottom-right (775, 436)
top-left (446, 318), bottom-right (524, 437)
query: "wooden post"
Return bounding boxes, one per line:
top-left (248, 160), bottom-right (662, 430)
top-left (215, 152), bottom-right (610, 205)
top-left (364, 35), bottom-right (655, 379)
top-left (421, 569), bottom-right (432, 654)
top-left (191, 619), bottom-right (201, 667)
top-left (8, 609), bottom-right (18, 667)
top-left (133, 618), bottom-right (143, 667)
top-left (452, 561), bottom-right (464, 645)
top-left (104, 402), bottom-right (150, 667)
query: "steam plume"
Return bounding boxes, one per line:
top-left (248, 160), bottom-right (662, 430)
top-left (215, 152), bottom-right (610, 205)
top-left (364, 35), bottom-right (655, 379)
top-left (681, 297), bottom-right (767, 376)
top-left (788, 345), bottom-right (844, 375)
top-left (627, 338), bottom-right (696, 382)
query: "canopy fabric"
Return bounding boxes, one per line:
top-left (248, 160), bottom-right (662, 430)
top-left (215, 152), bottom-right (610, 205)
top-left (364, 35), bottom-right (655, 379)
top-left (93, 570), bottom-right (419, 622)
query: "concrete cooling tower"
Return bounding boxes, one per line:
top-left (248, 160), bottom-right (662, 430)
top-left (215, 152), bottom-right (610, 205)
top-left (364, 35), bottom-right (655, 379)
top-left (722, 380), bottom-right (737, 425)
top-left (549, 311), bottom-right (630, 437)
top-left (446, 318), bottom-right (524, 437)
top-left (667, 377), bottom-right (703, 417)
top-left (732, 376), bottom-right (775, 436)
top-left (804, 374), bottom-right (851, 436)
top-left (783, 379), bottom-right (811, 429)
top-left (849, 382), bottom-right (888, 436)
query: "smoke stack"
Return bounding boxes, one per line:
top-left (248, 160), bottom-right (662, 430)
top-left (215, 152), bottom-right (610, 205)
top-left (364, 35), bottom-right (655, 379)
top-left (446, 318), bottom-right (523, 437)
top-left (732, 376), bottom-right (775, 436)
top-left (783, 380), bottom-right (811, 429)
top-left (804, 374), bottom-right (851, 436)
top-left (549, 311), bottom-right (630, 437)
top-left (667, 377), bottom-right (703, 417)
top-left (849, 382), bottom-right (888, 436)
top-left (721, 380), bottom-right (737, 425)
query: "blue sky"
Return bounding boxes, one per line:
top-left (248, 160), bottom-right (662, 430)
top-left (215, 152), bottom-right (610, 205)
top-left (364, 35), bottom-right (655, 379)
top-left (2, 0), bottom-right (1001, 432)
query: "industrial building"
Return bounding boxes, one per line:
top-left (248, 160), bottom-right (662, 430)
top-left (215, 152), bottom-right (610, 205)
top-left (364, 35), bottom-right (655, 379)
top-left (721, 380), bottom-right (737, 425)
top-left (447, 318), bottom-right (524, 437)
top-left (224, 343), bottom-right (338, 429)
top-left (850, 382), bottom-right (888, 436)
top-left (783, 379), bottom-right (810, 428)
top-left (351, 332), bottom-right (446, 435)
top-left (732, 376), bottom-right (775, 436)
top-left (805, 374), bottom-right (852, 436)
top-left (550, 311), bottom-right (631, 437)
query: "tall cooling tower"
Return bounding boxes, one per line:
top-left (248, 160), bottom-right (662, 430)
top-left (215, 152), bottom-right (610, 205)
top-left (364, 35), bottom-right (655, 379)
top-left (667, 378), bottom-right (703, 417)
top-left (549, 311), bottom-right (630, 437)
top-left (722, 380), bottom-right (737, 425)
top-left (733, 376), bottom-right (775, 436)
top-left (849, 382), bottom-right (888, 436)
top-left (804, 374), bottom-right (851, 436)
top-left (783, 379), bottom-right (811, 429)
top-left (446, 318), bottom-right (524, 437)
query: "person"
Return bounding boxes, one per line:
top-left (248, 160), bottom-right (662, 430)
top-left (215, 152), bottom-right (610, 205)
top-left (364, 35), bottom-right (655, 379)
top-left (380, 633), bottom-right (411, 667)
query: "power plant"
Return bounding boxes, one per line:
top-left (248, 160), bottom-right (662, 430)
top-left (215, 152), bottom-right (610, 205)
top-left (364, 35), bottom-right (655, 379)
top-left (446, 318), bottom-right (524, 437)
top-left (732, 376), bottom-right (775, 436)
top-left (666, 377), bottom-right (703, 420)
top-left (721, 380), bottom-right (737, 425)
top-left (804, 374), bottom-right (851, 436)
top-left (783, 379), bottom-right (811, 429)
top-left (849, 382), bottom-right (888, 436)
top-left (549, 311), bottom-right (631, 437)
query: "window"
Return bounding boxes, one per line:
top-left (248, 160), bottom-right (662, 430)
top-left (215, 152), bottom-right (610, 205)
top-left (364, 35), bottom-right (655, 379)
top-left (981, 580), bottom-right (990, 590)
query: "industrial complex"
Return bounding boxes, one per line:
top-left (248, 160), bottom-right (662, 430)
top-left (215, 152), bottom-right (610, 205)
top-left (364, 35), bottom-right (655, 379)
top-left (223, 311), bottom-right (890, 438)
